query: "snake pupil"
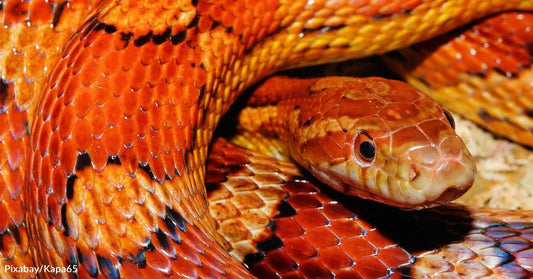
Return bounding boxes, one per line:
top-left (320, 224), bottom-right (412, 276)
top-left (359, 141), bottom-right (375, 161)
top-left (444, 110), bottom-right (455, 129)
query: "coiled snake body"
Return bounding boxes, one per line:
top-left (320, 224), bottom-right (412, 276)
top-left (1, 0), bottom-right (533, 278)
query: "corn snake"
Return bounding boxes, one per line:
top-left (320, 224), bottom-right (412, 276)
top-left (1, 0), bottom-right (533, 278)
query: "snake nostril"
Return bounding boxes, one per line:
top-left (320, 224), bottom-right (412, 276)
top-left (409, 165), bottom-right (420, 181)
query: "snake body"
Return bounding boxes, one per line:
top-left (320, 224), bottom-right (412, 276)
top-left (1, 0), bottom-right (533, 278)
top-left (384, 11), bottom-right (533, 147)
top-left (207, 139), bottom-right (533, 278)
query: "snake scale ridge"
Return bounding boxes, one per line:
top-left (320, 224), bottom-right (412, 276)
top-left (0, 0), bottom-right (533, 278)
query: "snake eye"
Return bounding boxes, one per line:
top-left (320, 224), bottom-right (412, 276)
top-left (354, 132), bottom-right (375, 163)
top-left (443, 110), bottom-right (455, 129)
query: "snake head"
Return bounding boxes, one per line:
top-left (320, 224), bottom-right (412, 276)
top-left (293, 77), bottom-right (476, 209)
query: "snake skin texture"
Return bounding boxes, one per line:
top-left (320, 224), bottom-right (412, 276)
top-left (1, 0), bottom-right (533, 278)
top-left (383, 11), bottom-right (533, 147)
top-left (207, 138), bottom-right (533, 278)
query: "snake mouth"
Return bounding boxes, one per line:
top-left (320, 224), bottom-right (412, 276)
top-left (405, 157), bottom-right (476, 209)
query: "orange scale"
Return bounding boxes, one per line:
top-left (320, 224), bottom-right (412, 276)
top-left (76, 242), bottom-right (100, 277)
top-left (376, 246), bottom-right (412, 270)
top-left (198, 15), bottom-right (213, 33)
top-left (139, 43), bottom-right (157, 66)
top-left (28, 0), bottom-right (53, 25)
top-left (315, 135), bottom-right (344, 161)
top-left (129, 65), bottom-right (149, 92)
top-left (263, 249), bottom-right (298, 274)
top-left (59, 105), bottom-right (76, 140)
top-left (134, 110), bottom-right (150, 137)
top-left (102, 126), bottom-right (122, 157)
top-left (30, 152), bottom-right (42, 187)
top-left (137, 266), bottom-right (169, 279)
top-left (49, 97), bottom-right (64, 132)
top-left (119, 117), bottom-right (137, 148)
top-left (118, 146), bottom-right (138, 176)
top-left (171, 258), bottom-right (200, 278)
top-left (4, 167), bottom-right (23, 199)
top-left (0, 175), bottom-right (7, 198)
top-left (37, 121), bottom-right (52, 158)
top-left (119, 258), bottom-right (146, 278)
top-left (2, 132), bottom-right (24, 170)
top-left (47, 193), bottom-right (62, 230)
top-left (287, 193), bottom-right (322, 210)
top-left (172, 240), bottom-right (204, 269)
top-left (80, 58), bottom-right (102, 89)
top-left (300, 139), bottom-right (333, 163)
top-left (319, 246), bottom-right (355, 271)
top-left (159, 124), bottom-right (176, 152)
top-left (162, 62), bottom-right (179, 86)
top-left (283, 180), bottom-right (318, 194)
top-left (101, 51), bottom-right (121, 77)
top-left (73, 87), bottom-right (95, 120)
top-left (148, 64), bottom-right (163, 88)
top-left (133, 138), bottom-right (151, 166)
top-left (461, 49), bottom-right (491, 74)
top-left (88, 109), bottom-right (106, 139)
top-left (194, 264), bottom-right (223, 279)
top-left (171, 148), bottom-right (186, 176)
top-left (64, 76), bottom-right (82, 107)
top-left (147, 127), bottom-right (164, 156)
top-left (354, 256), bottom-right (390, 278)
top-left (103, 98), bottom-right (123, 127)
top-left (155, 81), bottom-right (172, 106)
top-left (159, 150), bottom-right (175, 179)
top-left (177, 102), bottom-right (195, 129)
top-left (413, 97), bottom-right (442, 118)
top-left (322, 203), bottom-right (355, 220)
top-left (3, 0), bottom-right (30, 26)
top-left (0, 114), bottom-right (9, 138)
top-left (342, 237), bottom-right (377, 259)
top-left (72, 118), bottom-right (92, 153)
top-left (36, 186), bottom-right (49, 222)
top-left (38, 87), bottom-right (57, 120)
top-left (138, 86), bottom-right (156, 112)
top-left (145, 249), bottom-right (173, 276)
top-left (390, 126), bottom-right (428, 154)
top-left (119, 46), bottom-right (141, 72)
top-left (147, 155), bottom-right (167, 183)
top-left (6, 106), bottom-right (27, 140)
top-left (90, 33), bottom-right (114, 59)
top-left (121, 91), bottom-right (140, 119)
top-left (175, 63), bottom-right (190, 86)
top-left (48, 132), bottom-right (62, 167)
top-left (71, 46), bottom-right (92, 77)
top-left (305, 227), bottom-right (340, 248)
top-left (86, 141), bottom-right (109, 172)
top-left (496, 53), bottom-right (524, 75)
top-left (59, 139), bottom-right (78, 175)
top-left (417, 119), bottom-right (450, 145)
top-left (294, 209), bottom-right (329, 229)
top-left (38, 155), bottom-right (53, 192)
top-left (284, 237), bottom-right (318, 262)
top-left (300, 259), bottom-right (334, 278)
top-left (147, 104), bottom-right (164, 133)
top-left (52, 166), bottom-right (68, 202)
top-left (379, 102), bottom-right (421, 125)
top-left (4, 192), bottom-right (24, 225)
